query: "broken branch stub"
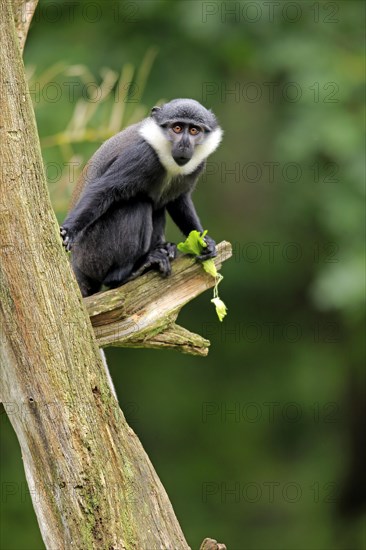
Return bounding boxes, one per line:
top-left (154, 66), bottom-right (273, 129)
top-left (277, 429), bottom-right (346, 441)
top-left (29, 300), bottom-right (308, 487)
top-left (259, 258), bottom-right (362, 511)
top-left (84, 241), bottom-right (232, 356)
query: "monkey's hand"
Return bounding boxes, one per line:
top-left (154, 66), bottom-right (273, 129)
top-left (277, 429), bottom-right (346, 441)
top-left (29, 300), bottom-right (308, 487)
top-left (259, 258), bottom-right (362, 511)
top-left (60, 225), bottom-right (78, 252)
top-left (157, 242), bottom-right (178, 260)
top-left (197, 235), bottom-right (217, 261)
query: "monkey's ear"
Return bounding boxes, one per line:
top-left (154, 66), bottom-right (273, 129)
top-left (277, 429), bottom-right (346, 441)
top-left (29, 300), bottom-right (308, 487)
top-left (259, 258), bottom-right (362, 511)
top-left (151, 106), bottom-right (161, 116)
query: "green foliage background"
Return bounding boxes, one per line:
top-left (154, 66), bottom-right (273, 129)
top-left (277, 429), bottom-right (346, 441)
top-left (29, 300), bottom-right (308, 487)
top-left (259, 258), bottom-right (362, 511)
top-left (1, 1), bottom-right (365, 549)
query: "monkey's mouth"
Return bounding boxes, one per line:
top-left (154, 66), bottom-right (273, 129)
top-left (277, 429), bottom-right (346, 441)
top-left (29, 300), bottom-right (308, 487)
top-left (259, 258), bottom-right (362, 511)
top-left (173, 156), bottom-right (191, 166)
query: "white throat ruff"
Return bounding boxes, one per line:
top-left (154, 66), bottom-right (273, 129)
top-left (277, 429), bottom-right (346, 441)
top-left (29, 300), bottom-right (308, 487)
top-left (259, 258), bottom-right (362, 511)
top-left (139, 118), bottom-right (223, 177)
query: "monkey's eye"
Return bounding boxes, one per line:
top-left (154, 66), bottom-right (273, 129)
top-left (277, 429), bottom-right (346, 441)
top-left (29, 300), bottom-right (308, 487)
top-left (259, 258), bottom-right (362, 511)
top-left (189, 127), bottom-right (200, 136)
top-left (172, 125), bottom-right (183, 134)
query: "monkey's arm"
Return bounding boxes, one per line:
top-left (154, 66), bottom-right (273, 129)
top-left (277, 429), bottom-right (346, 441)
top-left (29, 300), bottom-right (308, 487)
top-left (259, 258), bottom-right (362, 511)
top-left (167, 193), bottom-right (217, 260)
top-left (167, 193), bottom-right (203, 235)
top-left (60, 178), bottom-right (122, 249)
top-left (65, 180), bottom-right (116, 229)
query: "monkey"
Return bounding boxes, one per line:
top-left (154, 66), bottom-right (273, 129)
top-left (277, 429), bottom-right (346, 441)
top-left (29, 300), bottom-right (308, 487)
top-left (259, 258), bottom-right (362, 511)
top-left (60, 98), bottom-right (223, 297)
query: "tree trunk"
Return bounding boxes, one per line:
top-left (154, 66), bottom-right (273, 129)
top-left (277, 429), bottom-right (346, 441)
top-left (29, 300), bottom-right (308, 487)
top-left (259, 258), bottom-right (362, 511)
top-left (11, 0), bottom-right (38, 52)
top-left (0, 2), bottom-right (190, 547)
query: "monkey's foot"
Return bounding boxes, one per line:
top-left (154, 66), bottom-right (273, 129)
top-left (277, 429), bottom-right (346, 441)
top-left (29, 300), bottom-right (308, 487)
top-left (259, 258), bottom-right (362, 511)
top-left (128, 249), bottom-right (173, 281)
top-left (157, 242), bottom-right (177, 260)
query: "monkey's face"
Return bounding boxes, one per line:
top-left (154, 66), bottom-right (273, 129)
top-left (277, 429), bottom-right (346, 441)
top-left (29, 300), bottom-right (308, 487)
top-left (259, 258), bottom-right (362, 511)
top-left (142, 99), bottom-right (223, 176)
top-left (164, 122), bottom-right (207, 166)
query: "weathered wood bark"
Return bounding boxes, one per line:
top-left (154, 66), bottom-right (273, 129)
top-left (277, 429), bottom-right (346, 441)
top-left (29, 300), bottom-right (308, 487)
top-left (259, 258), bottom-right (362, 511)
top-left (85, 241), bottom-right (232, 357)
top-left (11, 0), bottom-right (38, 52)
top-left (200, 539), bottom-right (227, 550)
top-left (0, 3), bottom-right (205, 548)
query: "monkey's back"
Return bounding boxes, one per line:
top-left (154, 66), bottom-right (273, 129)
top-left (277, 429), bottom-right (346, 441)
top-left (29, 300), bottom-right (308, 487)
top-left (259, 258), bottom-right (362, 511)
top-left (69, 121), bottom-right (144, 210)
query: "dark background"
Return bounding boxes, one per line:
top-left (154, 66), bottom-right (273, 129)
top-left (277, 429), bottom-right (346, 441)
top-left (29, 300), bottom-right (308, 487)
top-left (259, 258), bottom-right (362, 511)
top-left (1, 1), bottom-right (365, 549)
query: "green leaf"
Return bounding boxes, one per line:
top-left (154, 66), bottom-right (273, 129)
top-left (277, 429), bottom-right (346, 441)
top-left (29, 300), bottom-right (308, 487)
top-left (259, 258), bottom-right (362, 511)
top-left (197, 229), bottom-right (208, 249)
top-left (177, 229), bottom-right (207, 256)
top-left (202, 259), bottom-right (217, 277)
top-left (211, 297), bottom-right (228, 322)
top-left (178, 230), bottom-right (228, 322)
